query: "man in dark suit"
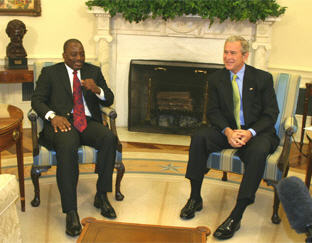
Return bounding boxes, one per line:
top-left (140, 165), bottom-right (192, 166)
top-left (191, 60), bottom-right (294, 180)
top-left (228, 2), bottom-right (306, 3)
top-left (180, 36), bottom-right (280, 240)
top-left (31, 39), bottom-right (117, 237)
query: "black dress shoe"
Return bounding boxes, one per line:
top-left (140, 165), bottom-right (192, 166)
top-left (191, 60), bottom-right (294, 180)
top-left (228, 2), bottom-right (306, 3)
top-left (94, 194), bottom-right (117, 219)
top-left (213, 217), bottom-right (241, 240)
top-left (65, 210), bottom-right (82, 237)
top-left (180, 198), bottom-right (203, 219)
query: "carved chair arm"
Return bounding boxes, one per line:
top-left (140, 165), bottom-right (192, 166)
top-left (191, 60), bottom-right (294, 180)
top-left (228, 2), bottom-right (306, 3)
top-left (27, 109), bottom-right (40, 156)
top-left (101, 106), bottom-right (122, 152)
top-left (283, 116), bottom-right (298, 134)
top-left (277, 116), bottom-right (298, 173)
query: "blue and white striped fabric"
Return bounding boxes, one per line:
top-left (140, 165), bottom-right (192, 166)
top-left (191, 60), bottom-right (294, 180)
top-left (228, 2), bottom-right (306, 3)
top-left (33, 145), bottom-right (121, 166)
top-left (206, 73), bottom-right (301, 182)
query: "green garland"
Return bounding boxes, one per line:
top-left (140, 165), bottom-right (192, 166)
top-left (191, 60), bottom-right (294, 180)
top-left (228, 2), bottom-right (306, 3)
top-left (85, 0), bottom-right (286, 24)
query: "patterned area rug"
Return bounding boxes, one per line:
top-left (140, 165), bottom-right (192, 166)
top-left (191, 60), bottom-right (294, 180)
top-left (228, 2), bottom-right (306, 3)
top-left (17, 170), bottom-right (305, 243)
top-left (1, 150), bottom-right (278, 192)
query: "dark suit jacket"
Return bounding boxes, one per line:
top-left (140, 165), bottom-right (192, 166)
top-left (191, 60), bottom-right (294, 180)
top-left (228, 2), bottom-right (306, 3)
top-left (207, 64), bottom-right (279, 138)
top-left (31, 62), bottom-right (114, 147)
top-left (32, 62), bottom-right (113, 121)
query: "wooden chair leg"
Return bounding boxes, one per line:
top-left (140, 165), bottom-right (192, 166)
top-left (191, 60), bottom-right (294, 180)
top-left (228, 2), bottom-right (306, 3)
top-left (265, 180), bottom-right (281, 224)
top-left (114, 162), bottom-right (125, 201)
top-left (271, 187), bottom-right (281, 224)
top-left (30, 165), bottom-right (51, 207)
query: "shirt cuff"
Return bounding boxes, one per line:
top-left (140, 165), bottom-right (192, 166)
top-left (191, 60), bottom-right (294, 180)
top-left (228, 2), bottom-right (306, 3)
top-left (45, 111), bottom-right (55, 121)
top-left (96, 88), bottom-right (105, 100)
top-left (248, 128), bottom-right (256, 136)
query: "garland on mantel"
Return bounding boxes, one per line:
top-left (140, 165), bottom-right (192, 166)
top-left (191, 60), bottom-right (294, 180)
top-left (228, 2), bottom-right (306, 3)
top-left (85, 0), bottom-right (286, 25)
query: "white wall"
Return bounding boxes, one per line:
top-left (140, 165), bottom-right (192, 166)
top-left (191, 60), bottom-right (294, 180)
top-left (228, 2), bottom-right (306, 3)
top-left (269, 0), bottom-right (312, 72)
top-left (0, 0), bottom-right (96, 60)
top-left (0, 0), bottom-right (311, 70)
top-left (0, 0), bottom-right (97, 128)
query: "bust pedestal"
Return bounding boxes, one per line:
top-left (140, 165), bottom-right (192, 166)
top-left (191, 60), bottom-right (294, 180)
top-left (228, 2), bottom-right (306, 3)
top-left (5, 57), bottom-right (28, 70)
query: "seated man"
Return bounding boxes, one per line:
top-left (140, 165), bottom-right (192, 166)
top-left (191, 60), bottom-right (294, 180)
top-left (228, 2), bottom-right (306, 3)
top-left (180, 35), bottom-right (280, 240)
top-left (31, 39), bottom-right (117, 237)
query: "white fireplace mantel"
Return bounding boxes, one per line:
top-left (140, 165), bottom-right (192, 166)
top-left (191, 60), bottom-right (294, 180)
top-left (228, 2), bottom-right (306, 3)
top-left (89, 7), bottom-right (279, 127)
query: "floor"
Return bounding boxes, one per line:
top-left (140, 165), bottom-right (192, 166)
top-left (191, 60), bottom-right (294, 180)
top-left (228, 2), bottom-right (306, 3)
top-left (1, 128), bottom-right (310, 242)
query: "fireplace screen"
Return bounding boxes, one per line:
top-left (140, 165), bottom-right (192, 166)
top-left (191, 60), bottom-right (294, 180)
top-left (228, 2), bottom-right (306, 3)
top-left (128, 60), bottom-right (223, 135)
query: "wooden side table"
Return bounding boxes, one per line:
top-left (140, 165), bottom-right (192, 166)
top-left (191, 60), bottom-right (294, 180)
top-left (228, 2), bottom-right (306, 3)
top-left (0, 104), bottom-right (25, 211)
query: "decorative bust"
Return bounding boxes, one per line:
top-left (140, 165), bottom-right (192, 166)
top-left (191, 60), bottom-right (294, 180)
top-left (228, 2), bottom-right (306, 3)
top-left (6, 19), bottom-right (27, 58)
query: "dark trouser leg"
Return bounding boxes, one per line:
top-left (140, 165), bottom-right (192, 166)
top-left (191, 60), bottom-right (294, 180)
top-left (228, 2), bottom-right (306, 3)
top-left (52, 129), bottom-right (80, 213)
top-left (236, 134), bottom-right (275, 202)
top-left (230, 134), bottom-right (277, 220)
top-left (185, 127), bottom-right (230, 198)
top-left (190, 180), bottom-right (203, 201)
top-left (80, 120), bottom-right (117, 194)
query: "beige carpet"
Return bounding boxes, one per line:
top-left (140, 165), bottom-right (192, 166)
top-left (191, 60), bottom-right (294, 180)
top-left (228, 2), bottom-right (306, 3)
top-left (2, 128), bottom-right (308, 242)
top-left (17, 172), bottom-right (306, 243)
top-left (9, 149), bottom-right (306, 243)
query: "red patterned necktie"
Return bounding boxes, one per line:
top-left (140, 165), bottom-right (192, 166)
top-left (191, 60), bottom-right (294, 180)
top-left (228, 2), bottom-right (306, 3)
top-left (73, 70), bottom-right (87, 132)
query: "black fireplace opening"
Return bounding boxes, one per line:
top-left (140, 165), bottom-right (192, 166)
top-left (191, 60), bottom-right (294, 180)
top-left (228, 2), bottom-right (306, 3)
top-left (128, 60), bottom-right (224, 135)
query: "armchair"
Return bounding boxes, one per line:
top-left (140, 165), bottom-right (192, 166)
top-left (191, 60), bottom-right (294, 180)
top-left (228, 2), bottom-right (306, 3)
top-left (28, 61), bottom-right (125, 207)
top-left (206, 72), bottom-right (301, 224)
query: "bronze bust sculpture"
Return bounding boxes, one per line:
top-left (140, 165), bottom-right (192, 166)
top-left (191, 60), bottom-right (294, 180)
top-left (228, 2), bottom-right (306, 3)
top-left (5, 19), bottom-right (28, 69)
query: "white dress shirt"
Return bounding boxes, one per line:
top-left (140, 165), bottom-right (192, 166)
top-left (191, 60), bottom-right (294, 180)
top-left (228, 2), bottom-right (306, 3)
top-left (45, 63), bottom-right (105, 120)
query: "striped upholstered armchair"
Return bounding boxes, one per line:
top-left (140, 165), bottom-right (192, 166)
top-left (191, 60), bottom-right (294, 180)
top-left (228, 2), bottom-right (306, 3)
top-left (206, 72), bottom-right (301, 224)
top-left (28, 61), bottom-right (125, 207)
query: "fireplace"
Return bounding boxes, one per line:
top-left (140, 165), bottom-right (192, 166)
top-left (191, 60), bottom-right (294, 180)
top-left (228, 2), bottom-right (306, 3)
top-left (88, 8), bottom-right (279, 128)
top-left (128, 60), bottom-right (223, 134)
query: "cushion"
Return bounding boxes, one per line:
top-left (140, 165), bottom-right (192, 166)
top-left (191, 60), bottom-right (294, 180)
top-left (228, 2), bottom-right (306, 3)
top-left (34, 145), bottom-right (122, 166)
top-left (207, 146), bottom-right (283, 182)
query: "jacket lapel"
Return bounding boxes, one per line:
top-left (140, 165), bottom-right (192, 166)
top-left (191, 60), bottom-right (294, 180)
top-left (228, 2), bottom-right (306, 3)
top-left (220, 69), bottom-right (234, 113)
top-left (80, 65), bottom-right (89, 97)
top-left (59, 64), bottom-right (72, 98)
top-left (242, 65), bottom-right (252, 116)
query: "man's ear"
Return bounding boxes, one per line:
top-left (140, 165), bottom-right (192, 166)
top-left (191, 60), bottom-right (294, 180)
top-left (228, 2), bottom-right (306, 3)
top-left (243, 52), bottom-right (249, 61)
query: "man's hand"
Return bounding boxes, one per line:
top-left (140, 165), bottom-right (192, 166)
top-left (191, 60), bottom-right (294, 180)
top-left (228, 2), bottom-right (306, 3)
top-left (224, 128), bottom-right (252, 148)
top-left (81, 78), bottom-right (101, 94)
top-left (50, 115), bottom-right (71, 133)
top-left (235, 129), bottom-right (253, 144)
